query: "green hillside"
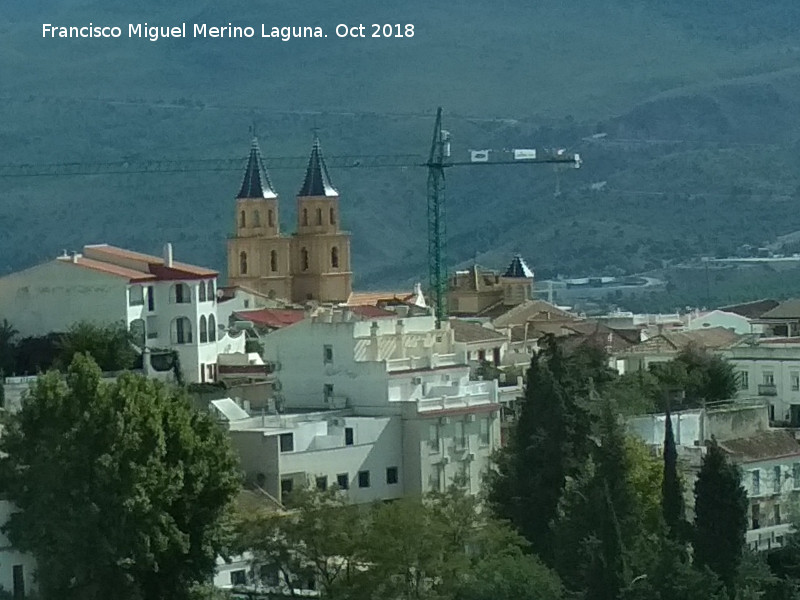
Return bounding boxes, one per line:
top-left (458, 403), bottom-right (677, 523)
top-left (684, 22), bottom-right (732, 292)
top-left (3, 0), bottom-right (800, 300)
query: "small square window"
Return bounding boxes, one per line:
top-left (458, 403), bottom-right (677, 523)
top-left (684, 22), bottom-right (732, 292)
top-left (231, 569), bottom-right (247, 586)
top-left (336, 473), bottom-right (349, 490)
top-left (358, 470), bottom-right (370, 488)
top-left (324, 344), bottom-right (334, 364)
top-left (386, 466), bottom-right (398, 485)
top-left (345, 427), bottom-right (354, 446)
top-left (316, 476), bottom-right (328, 491)
top-left (279, 433), bottom-right (294, 453)
top-left (324, 384), bottom-right (334, 400)
top-left (281, 478), bottom-right (293, 498)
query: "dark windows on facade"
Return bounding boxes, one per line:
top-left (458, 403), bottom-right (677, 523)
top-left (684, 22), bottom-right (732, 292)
top-left (358, 470), bottom-right (370, 488)
top-left (337, 473), bottom-right (349, 490)
top-left (240, 251), bottom-right (248, 275)
top-left (302, 208), bottom-right (308, 226)
top-left (240, 210), bottom-right (246, 228)
top-left (199, 315), bottom-right (208, 343)
top-left (279, 433), bottom-right (294, 453)
top-left (208, 314), bottom-right (217, 342)
top-left (301, 248), bottom-right (309, 271)
top-left (316, 476), bottom-right (328, 491)
top-left (386, 466), bottom-right (399, 485)
top-left (330, 207), bottom-right (336, 225)
top-left (345, 427), bottom-right (354, 446)
top-left (270, 250), bottom-right (278, 272)
top-left (331, 246), bottom-right (339, 268)
top-left (316, 207), bottom-right (323, 225)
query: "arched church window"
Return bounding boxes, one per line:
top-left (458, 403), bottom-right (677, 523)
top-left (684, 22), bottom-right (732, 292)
top-left (240, 210), bottom-right (246, 228)
top-left (270, 250), bottom-right (278, 272)
top-left (316, 208), bottom-right (322, 225)
top-left (330, 207), bottom-right (336, 225)
top-left (331, 247), bottom-right (339, 269)
top-left (199, 282), bottom-right (207, 302)
top-left (301, 248), bottom-right (309, 271)
top-left (268, 209), bottom-right (274, 227)
top-left (302, 208), bottom-right (308, 226)
top-left (240, 251), bottom-right (248, 275)
top-left (253, 210), bottom-right (261, 227)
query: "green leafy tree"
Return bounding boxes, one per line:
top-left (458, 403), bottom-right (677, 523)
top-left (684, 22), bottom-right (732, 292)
top-left (0, 354), bottom-right (240, 600)
top-left (649, 346), bottom-right (736, 410)
top-left (693, 438), bottom-right (748, 598)
top-left (662, 409), bottom-right (686, 542)
top-left (57, 321), bottom-right (137, 372)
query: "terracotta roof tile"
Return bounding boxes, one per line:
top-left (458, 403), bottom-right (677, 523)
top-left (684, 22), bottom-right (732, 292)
top-left (450, 319), bottom-right (507, 343)
top-left (58, 256), bottom-right (156, 282)
top-left (234, 309), bottom-right (305, 329)
top-left (720, 430), bottom-right (800, 463)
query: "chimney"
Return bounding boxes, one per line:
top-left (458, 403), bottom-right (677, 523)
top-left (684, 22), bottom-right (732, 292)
top-left (163, 243), bottom-right (174, 267)
top-left (369, 321), bottom-right (380, 361)
top-left (396, 319), bottom-right (406, 359)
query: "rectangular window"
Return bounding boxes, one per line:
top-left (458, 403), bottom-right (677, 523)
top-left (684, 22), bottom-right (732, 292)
top-left (792, 372), bottom-right (800, 392)
top-left (738, 370), bottom-right (749, 390)
top-left (454, 420), bottom-right (466, 449)
top-left (764, 371), bottom-right (775, 386)
top-left (147, 286), bottom-right (155, 311)
top-left (280, 478), bottom-right (293, 498)
top-left (752, 504), bottom-right (761, 529)
top-left (479, 417), bottom-right (490, 446)
top-left (12, 565), bottom-right (24, 600)
top-left (386, 466), bottom-right (399, 485)
top-left (336, 473), bottom-right (349, 490)
top-left (345, 427), bottom-right (354, 446)
top-left (358, 470), bottom-right (370, 488)
top-left (323, 344), bottom-right (333, 364)
top-left (146, 315), bottom-right (158, 339)
top-left (231, 569), bottom-right (247, 586)
top-left (752, 470), bottom-right (761, 496)
top-left (316, 476), bottom-right (328, 491)
top-left (279, 433), bottom-right (294, 453)
top-left (324, 384), bottom-right (334, 401)
top-left (428, 423), bottom-right (440, 452)
top-left (775, 504), bottom-right (782, 525)
top-left (429, 464), bottom-right (442, 492)
top-left (774, 466), bottom-right (782, 493)
top-left (129, 285), bottom-right (144, 306)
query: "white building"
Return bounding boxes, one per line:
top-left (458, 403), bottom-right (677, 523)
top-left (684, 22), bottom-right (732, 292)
top-left (720, 430), bottom-right (800, 552)
top-left (724, 337), bottom-right (800, 426)
top-left (251, 308), bottom-right (506, 498)
top-left (0, 500), bottom-right (35, 598)
top-left (685, 309), bottom-right (762, 336)
top-left (0, 243), bottom-right (245, 384)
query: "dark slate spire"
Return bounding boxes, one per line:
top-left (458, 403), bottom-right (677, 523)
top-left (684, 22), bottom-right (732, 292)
top-left (299, 136), bottom-right (337, 197)
top-left (503, 254), bottom-right (534, 278)
top-left (237, 137), bottom-right (277, 199)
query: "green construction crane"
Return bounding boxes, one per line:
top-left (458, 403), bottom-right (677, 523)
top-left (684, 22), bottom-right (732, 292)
top-left (424, 107), bottom-right (581, 327)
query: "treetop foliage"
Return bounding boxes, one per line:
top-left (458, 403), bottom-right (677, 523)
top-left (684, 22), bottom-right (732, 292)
top-left (0, 353), bottom-right (240, 600)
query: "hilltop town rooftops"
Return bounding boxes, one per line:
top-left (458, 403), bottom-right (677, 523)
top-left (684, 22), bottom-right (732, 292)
top-left (720, 430), bottom-right (800, 463)
top-left (718, 298), bottom-right (779, 319)
top-left (758, 299), bottom-right (800, 320)
top-left (449, 319), bottom-right (507, 344)
top-left (621, 327), bottom-right (741, 355)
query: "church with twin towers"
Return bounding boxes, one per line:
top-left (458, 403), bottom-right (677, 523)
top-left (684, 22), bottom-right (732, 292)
top-left (226, 137), bottom-right (353, 304)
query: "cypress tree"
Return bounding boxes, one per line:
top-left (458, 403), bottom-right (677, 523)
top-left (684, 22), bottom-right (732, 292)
top-left (693, 438), bottom-right (748, 598)
top-left (662, 408), bottom-right (685, 541)
top-left (487, 352), bottom-right (568, 563)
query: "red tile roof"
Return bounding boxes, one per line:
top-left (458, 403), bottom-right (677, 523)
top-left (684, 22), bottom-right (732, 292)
top-left (73, 244), bottom-right (216, 281)
top-left (234, 309), bottom-right (305, 329)
top-left (57, 256), bottom-right (156, 282)
top-left (349, 305), bottom-right (396, 318)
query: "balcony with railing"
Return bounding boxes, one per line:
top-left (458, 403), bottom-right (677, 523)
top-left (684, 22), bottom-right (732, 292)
top-left (758, 384), bottom-right (778, 396)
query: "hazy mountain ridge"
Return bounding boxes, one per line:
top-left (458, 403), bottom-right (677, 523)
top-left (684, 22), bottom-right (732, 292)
top-left (3, 0), bottom-right (800, 299)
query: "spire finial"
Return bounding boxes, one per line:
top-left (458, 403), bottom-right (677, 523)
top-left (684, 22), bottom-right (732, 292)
top-left (237, 136), bottom-right (277, 199)
top-left (298, 134), bottom-right (337, 197)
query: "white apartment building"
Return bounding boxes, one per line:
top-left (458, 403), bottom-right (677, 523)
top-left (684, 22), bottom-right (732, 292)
top-left (256, 308), bottom-right (504, 497)
top-left (724, 338), bottom-right (800, 426)
top-left (0, 243), bottom-right (245, 384)
top-left (721, 430), bottom-right (800, 552)
top-left (0, 500), bottom-right (36, 598)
